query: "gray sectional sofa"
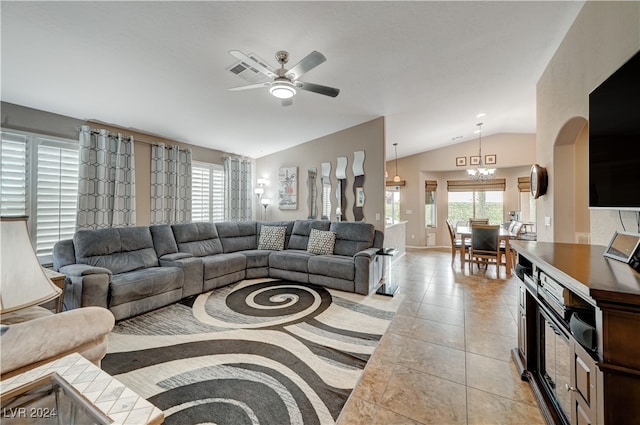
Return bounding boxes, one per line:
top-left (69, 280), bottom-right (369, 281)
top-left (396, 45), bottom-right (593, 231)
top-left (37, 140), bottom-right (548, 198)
top-left (53, 219), bottom-right (384, 321)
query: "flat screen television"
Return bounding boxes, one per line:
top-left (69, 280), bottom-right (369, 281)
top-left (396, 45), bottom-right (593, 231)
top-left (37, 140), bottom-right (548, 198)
top-left (588, 49), bottom-right (640, 210)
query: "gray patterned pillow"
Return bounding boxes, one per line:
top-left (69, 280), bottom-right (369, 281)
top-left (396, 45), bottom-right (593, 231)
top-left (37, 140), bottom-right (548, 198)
top-left (307, 228), bottom-right (336, 255)
top-left (258, 226), bottom-right (286, 251)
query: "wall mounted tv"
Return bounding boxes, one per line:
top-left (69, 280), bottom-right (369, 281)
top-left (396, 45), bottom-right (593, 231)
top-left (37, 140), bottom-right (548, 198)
top-left (589, 49), bottom-right (640, 210)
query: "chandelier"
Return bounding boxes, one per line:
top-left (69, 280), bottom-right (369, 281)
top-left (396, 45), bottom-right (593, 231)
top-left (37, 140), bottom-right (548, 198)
top-left (467, 122), bottom-right (495, 181)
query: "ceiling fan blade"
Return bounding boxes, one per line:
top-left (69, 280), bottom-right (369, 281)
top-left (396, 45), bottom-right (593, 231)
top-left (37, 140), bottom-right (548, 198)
top-left (285, 51), bottom-right (326, 80)
top-left (228, 50), bottom-right (276, 78)
top-left (281, 99), bottom-right (293, 107)
top-left (295, 81), bottom-right (340, 98)
top-left (228, 82), bottom-right (270, 91)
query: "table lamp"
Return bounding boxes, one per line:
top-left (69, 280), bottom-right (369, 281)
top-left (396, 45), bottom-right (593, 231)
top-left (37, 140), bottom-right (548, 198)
top-left (0, 216), bottom-right (62, 314)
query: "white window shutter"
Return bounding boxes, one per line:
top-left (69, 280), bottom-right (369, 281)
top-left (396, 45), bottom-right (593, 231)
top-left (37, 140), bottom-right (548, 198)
top-left (191, 162), bottom-right (224, 222)
top-left (0, 133), bottom-right (28, 216)
top-left (35, 142), bottom-right (79, 260)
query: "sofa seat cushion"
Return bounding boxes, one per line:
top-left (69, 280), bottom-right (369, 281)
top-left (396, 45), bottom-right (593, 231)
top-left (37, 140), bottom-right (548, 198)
top-left (308, 255), bottom-right (355, 281)
top-left (269, 249), bottom-right (314, 273)
top-left (239, 250), bottom-right (272, 269)
top-left (110, 266), bottom-right (183, 307)
top-left (202, 253), bottom-right (246, 280)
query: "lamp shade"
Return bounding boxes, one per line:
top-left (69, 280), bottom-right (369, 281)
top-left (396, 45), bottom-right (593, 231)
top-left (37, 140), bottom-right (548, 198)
top-left (0, 216), bottom-right (62, 313)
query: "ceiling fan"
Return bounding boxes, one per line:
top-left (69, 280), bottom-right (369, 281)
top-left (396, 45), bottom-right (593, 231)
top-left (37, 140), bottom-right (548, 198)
top-left (227, 50), bottom-right (340, 106)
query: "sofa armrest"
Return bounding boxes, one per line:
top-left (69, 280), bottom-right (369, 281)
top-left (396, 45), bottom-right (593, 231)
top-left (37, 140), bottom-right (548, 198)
top-left (59, 265), bottom-right (111, 311)
top-left (59, 264), bottom-right (112, 277)
top-left (159, 255), bottom-right (203, 298)
top-left (354, 247), bottom-right (379, 259)
top-left (0, 306), bottom-right (115, 378)
top-left (160, 252), bottom-right (193, 261)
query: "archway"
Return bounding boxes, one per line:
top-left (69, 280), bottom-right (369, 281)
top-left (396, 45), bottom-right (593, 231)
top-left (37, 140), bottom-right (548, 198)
top-left (553, 116), bottom-right (589, 243)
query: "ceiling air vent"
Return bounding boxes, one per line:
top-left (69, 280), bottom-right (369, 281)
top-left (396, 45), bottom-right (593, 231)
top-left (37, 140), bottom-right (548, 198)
top-left (226, 53), bottom-right (271, 84)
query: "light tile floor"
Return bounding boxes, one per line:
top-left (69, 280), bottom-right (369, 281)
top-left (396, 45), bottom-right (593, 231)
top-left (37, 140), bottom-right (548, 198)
top-left (337, 248), bottom-right (545, 425)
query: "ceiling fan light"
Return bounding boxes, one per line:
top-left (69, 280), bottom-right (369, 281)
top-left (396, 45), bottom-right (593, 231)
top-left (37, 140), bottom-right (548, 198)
top-left (270, 82), bottom-right (296, 99)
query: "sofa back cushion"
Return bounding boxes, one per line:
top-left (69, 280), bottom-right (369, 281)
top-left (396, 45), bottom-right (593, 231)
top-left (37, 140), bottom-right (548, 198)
top-left (215, 222), bottom-right (257, 253)
top-left (53, 239), bottom-right (76, 271)
top-left (288, 220), bottom-right (331, 250)
top-left (329, 222), bottom-right (375, 256)
top-left (74, 227), bottom-right (159, 274)
top-left (171, 222), bottom-right (223, 257)
top-left (149, 225), bottom-right (179, 257)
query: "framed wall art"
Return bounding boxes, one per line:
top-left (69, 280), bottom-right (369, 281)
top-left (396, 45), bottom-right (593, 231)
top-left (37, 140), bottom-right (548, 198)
top-left (470, 156), bottom-right (480, 166)
top-left (278, 166), bottom-right (298, 210)
top-left (456, 157), bottom-right (467, 167)
top-left (485, 154), bottom-right (497, 165)
top-left (355, 187), bottom-right (365, 207)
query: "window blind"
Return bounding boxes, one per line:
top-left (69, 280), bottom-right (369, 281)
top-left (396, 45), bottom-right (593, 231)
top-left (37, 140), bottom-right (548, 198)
top-left (517, 176), bottom-right (531, 192)
top-left (447, 178), bottom-right (506, 192)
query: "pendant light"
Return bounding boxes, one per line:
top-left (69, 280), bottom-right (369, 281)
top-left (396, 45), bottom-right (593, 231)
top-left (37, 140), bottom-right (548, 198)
top-left (393, 143), bottom-right (401, 183)
top-left (386, 143), bottom-right (406, 187)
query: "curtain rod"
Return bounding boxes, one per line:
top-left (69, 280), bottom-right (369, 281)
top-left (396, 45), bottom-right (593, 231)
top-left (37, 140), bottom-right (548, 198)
top-left (76, 126), bottom-right (133, 140)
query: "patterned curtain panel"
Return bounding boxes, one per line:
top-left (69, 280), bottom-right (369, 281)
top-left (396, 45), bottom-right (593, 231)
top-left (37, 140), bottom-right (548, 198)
top-left (151, 143), bottom-right (192, 225)
top-left (224, 157), bottom-right (253, 221)
top-left (76, 125), bottom-right (136, 230)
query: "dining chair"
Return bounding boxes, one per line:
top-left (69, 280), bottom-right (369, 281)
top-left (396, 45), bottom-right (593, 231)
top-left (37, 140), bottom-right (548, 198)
top-left (502, 221), bottom-right (524, 270)
top-left (446, 219), bottom-right (470, 265)
top-left (469, 224), bottom-right (506, 276)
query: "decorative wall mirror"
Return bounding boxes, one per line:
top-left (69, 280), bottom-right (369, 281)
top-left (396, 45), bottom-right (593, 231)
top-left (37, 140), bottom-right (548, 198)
top-left (307, 167), bottom-right (318, 219)
top-left (352, 151), bottom-right (365, 221)
top-left (320, 162), bottom-right (332, 220)
top-left (335, 156), bottom-right (348, 221)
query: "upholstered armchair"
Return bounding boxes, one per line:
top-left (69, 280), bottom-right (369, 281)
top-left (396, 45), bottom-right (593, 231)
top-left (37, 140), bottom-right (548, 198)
top-left (0, 305), bottom-right (115, 379)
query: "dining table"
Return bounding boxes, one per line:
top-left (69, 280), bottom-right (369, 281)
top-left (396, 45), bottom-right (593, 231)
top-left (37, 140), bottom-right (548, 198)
top-left (456, 226), bottom-right (517, 275)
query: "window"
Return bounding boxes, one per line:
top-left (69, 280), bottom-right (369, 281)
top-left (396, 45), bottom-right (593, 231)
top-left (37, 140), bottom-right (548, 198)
top-left (191, 161), bottom-right (224, 222)
top-left (424, 180), bottom-right (437, 227)
top-left (1, 130), bottom-right (79, 263)
top-left (385, 188), bottom-right (400, 224)
top-left (447, 191), bottom-right (504, 225)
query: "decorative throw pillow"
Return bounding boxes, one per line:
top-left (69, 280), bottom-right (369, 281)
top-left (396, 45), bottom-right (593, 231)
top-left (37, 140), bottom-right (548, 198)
top-left (258, 226), bottom-right (287, 251)
top-left (307, 228), bottom-right (336, 255)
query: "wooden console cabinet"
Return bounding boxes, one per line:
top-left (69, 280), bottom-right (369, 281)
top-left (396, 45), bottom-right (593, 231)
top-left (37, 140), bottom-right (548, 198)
top-left (511, 241), bottom-right (640, 425)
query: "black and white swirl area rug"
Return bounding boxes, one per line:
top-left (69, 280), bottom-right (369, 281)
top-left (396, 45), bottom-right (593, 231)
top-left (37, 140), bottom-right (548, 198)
top-left (102, 279), bottom-right (399, 425)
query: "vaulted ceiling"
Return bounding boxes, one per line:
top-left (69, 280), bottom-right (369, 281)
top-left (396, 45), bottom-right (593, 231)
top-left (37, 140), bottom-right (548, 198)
top-left (1, 1), bottom-right (584, 160)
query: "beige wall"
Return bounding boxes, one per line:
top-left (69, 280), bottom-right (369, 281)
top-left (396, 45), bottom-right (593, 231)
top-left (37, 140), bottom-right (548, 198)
top-left (255, 117), bottom-right (386, 232)
top-left (536, 2), bottom-right (640, 244)
top-left (387, 133), bottom-right (536, 246)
